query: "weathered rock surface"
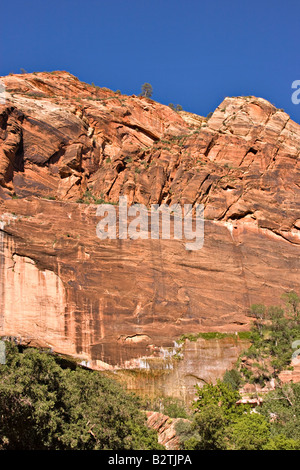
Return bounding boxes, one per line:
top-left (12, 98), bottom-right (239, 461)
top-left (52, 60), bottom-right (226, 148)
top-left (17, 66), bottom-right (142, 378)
top-left (0, 71), bottom-right (299, 395)
top-left (111, 335), bottom-right (250, 403)
top-left (279, 357), bottom-right (300, 384)
top-left (146, 411), bottom-right (188, 450)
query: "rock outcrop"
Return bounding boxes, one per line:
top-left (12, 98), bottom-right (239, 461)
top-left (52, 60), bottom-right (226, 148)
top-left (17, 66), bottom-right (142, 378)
top-left (0, 71), bottom-right (299, 397)
top-left (146, 411), bottom-right (188, 450)
top-left (279, 357), bottom-right (300, 384)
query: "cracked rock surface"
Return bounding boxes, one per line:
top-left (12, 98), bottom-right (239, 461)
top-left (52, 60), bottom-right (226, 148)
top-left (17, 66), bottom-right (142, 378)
top-left (0, 71), bottom-right (299, 373)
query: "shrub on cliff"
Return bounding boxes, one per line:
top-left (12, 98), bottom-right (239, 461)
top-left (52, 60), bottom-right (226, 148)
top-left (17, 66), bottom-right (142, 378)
top-left (240, 293), bottom-right (300, 383)
top-left (223, 368), bottom-right (242, 391)
top-left (0, 342), bottom-right (163, 450)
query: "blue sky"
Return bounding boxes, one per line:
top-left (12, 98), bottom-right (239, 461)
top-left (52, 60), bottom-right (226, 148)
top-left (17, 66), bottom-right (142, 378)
top-left (1, 0), bottom-right (300, 122)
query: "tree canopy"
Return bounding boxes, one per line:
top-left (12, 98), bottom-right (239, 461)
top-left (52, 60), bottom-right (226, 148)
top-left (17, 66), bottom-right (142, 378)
top-left (0, 342), bottom-right (163, 450)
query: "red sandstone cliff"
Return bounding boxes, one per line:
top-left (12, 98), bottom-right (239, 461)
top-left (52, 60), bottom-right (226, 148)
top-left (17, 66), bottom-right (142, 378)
top-left (0, 72), bottom-right (299, 386)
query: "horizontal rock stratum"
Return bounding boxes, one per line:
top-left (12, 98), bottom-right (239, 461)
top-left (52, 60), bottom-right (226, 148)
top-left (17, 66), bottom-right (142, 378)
top-left (0, 71), bottom-right (299, 379)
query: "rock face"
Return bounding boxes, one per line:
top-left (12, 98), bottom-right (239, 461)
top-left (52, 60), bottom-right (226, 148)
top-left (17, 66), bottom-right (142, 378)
top-left (110, 335), bottom-right (250, 403)
top-left (0, 71), bottom-right (299, 397)
top-left (146, 411), bottom-right (188, 450)
top-left (279, 357), bottom-right (300, 384)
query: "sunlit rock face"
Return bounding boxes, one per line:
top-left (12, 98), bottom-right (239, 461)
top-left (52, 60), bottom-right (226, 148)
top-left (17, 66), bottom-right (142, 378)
top-left (0, 72), bottom-right (299, 396)
top-left (0, 223), bottom-right (75, 356)
top-left (114, 336), bottom-right (250, 403)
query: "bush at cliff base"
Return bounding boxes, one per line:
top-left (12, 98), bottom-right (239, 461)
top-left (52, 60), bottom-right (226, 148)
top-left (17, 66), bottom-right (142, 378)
top-left (0, 342), bottom-right (164, 450)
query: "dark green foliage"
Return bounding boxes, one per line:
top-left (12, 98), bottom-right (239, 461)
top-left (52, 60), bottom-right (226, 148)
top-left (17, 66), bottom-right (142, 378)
top-left (144, 396), bottom-right (190, 419)
top-left (162, 398), bottom-right (189, 419)
top-left (223, 368), bottom-right (242, 391)
top-left (193, 380), bottom-right (249, 421)
top-left (180, 378), bottom-right (300, 450)
top-left (260, 383), bottom-right (300, 442)
top-left (179, 380), bottom-right (300, 450)
top-left (179, 293), bottom-right (300, 450)
top-left (188, 404), bottom-right (228, 450)
top-left (174, 419), bottom-right (200, 449)
top-left (228, 413), bottom-right (270, 450)
top-left (179, 381), bottom-right (250, 450)
top-left (241, 294), bottom-right (300, 382)
top-left (0, 343), bottom-right (163, 450)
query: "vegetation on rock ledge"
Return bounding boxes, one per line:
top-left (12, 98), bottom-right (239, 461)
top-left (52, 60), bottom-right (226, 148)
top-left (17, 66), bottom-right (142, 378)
top-left (175, 292), bottom-right (300, 450)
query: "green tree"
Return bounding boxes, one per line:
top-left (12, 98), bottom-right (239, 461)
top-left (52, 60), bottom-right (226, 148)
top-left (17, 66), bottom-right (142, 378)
top-left (281, 291), bottom-right (300, 319)
top-left (193, 380), bottom-right (248, 420)
top-left (228, 413), bottom-right (270, 450)
top-left (239, 295), bottom-right (300, 384)
top-left (249, 303), bottom-right (266, 335)
top-left (188, 404), bottom-right (227, 450)
top-left (267, 306), bottom-right (294, 372)
top-left (0, 343), bottom-right (163, 450)
top-left (260, 383), bottom-right (300, 441)
top-left (149, 396), bottom-right (190, 418)
top-left (223, 369), bottom-right (242, 391)
top-left (168, 103), bottom-right (183, 112)
top-left (184, 380), bottom-right (250, 450)
top-left (140, 83), bottom-right (153, 98)
top-left (175, 419), bottom-right (200, 450)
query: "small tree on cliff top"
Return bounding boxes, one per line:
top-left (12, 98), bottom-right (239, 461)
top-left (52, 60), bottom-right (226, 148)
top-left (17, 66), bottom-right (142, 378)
top-left (140, 83), bottom-right (153, 98)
